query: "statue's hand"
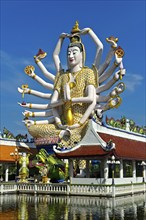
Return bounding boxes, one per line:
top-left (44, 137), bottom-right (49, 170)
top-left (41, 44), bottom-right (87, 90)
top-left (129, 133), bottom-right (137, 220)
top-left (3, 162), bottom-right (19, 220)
top-left (18, 102), bottom-right (28, 107)
top-left (113, 82), bottom-right (125, 95)
top-left (80, 28), bottom-right (91, 35)
top-left (115, 53), bottom-right (122, 65)
top-left (106, 37), bottom-right (118, 48)
top-left (68, 123), bottom-right (80, 129)
top-left (60, 33), bottom-right (70, 39)
top-left (24, 65), bottom-right (35, 77)
top-left (56, 123), bottom-right (68, 130)
top-left (114, 69), bottom-right (126, 81)
top-left (22, 110), bottom-right (32, 118)
top-left (22, 119), bottom-right (34, 127)
top-left (18, 87), bottom-right (29, 94)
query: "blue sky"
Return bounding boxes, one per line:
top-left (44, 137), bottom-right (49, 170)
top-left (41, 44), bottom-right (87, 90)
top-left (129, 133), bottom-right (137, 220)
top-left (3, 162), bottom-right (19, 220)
top-left (0, 1), bottom-right (145, 137)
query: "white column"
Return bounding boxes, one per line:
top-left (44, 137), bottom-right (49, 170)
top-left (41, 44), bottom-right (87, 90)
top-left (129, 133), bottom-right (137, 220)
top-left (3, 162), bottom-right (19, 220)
top-left (132, 160), bottom-right (136, 178)
top-left (143, 164), bottom-right (146, 182)
top-left (86, 160), bottom-right (90, 178)
top-left (120, 160), bottom-right (123, 178)
top-left (5, 165), bottom-right (9, 182)
top-left (104, 159), bottom-right (108, 180)
top-left (69, 159), bottom-right (74, 178)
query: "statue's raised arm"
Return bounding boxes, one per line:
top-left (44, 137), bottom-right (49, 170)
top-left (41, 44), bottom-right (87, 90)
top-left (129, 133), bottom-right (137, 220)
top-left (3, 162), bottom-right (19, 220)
top-left (80, 27), bottom-right (103, 68)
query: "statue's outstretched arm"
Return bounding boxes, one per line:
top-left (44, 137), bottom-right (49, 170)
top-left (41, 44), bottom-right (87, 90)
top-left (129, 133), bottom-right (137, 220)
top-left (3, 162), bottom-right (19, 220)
top-left (23, 117), bottom-right (55, 127)
top-left (99, 53), bottom-right (123, 84)
top-left (80, 28), bottom-right (103, 69)
top-left (24, 66), bottom-right (54, 90)
top-left (98, 37), bottom-right (119, 76)
top-left (18, 102), bottom-right (51, 110)
top-left (96, 68), bottom-right (126, 94)
top-left (34, 56), bottom-right (55, 82)
top-left (18, 87), bottom-right (52, 99)
top-left (22, 109), bottom-right (53, 118)
top-left (96, 95), bottom-right (122, 113)
top-left (96, 82), bottom-right (125, 103)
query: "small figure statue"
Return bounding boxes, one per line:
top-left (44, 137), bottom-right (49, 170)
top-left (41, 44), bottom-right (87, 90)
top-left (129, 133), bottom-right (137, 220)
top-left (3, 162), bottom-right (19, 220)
top-left (39, 165), bottom-right (49, 184)
top-left (19, 152), bottom-right (30, 182)
top-left (18, 21), bottom-right (126, 149)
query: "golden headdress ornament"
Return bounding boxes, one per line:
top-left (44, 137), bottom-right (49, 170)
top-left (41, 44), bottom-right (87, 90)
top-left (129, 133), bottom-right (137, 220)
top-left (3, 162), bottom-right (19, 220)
top-left (70, 21), bottom-right (81, 43)
top-left (71, 21), bottom-right (80, 34)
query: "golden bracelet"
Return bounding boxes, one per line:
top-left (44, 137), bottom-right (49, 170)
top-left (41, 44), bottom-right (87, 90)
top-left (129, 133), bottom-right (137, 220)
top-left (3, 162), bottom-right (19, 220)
top-left (78, 121), bottom-right (83, 126)
top-left (32, 112), bottom-right (35, 117)
top-left (114, 61), bottom-right (119, 67)
top-left (34, 56), bottom-right (41, 64)
top-left (29, 103), bottom-right (32, 109)
top-left (87, 28), bottom-right (91, 33)
top-left (25, 112), bottom-right (30, 118)
top-left (35, 60), bottom-right (40, 64)
top-left (28, 89), bottom-right (31, 94)
top-left (112, 44), bottom-right (117, 49)
top-left (32, 74), bottom-right (36, 79)
top-left (56, 121), bottom-right (61, 125)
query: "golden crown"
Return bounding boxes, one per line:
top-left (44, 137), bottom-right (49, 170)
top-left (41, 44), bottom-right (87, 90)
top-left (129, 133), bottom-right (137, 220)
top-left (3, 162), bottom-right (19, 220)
top-left (70, 21), bottom-right (81, 43)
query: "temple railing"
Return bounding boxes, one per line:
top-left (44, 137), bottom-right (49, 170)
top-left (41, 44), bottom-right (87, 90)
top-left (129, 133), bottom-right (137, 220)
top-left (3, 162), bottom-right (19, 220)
top-left (17, 183), bottom-right (68, 194)
top-left (0, 182), bottom-right (145, 197)
top-left (0, 183), bottom-right (17, 194)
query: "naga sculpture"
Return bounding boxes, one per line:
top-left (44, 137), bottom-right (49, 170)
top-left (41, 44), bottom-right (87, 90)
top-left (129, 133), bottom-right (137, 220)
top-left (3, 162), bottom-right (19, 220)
top-left (18, 21), bottom-right (126, 149)
top-left (32, 148), bottom-right (68, 183)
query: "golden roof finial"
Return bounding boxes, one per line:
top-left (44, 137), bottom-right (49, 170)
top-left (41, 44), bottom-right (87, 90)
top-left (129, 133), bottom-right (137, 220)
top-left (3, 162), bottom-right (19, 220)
top-left (71, 21), bottom-right (80, 34)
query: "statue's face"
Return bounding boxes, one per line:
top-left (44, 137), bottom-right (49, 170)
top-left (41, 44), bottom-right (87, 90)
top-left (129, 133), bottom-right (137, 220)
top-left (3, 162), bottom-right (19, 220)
top-left (67, 46), bottom-right (82, 68)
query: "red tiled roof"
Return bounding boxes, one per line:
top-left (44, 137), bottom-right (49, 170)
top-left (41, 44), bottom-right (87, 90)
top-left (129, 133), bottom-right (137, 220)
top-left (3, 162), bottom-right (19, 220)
top-left (55, 133), bottom-right (146, 160)
top-left (56, 145), bottom-right (111, 159)
top-left (99, 133), bottom-right (146, 160)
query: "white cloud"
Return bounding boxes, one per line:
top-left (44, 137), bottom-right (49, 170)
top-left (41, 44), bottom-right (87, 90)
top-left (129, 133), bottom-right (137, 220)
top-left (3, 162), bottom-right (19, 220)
top-left (123, 73), bottom-right (144, 92)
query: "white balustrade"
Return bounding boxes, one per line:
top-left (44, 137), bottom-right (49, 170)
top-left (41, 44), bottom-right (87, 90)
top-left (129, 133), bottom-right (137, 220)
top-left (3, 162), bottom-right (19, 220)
top-left (0, 182), bottom-right (145, 196)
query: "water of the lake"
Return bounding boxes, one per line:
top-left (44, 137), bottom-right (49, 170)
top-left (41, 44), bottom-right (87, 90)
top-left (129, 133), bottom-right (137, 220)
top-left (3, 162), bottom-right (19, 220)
top-left (0, 193), bottom-right (146, 220)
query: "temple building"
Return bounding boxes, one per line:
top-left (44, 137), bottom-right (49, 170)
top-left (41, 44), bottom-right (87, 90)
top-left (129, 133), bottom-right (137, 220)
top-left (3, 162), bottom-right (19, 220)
top-left (0, 137), bottom-right (36, 182)
top-left (0, 118), bottom-right (146, 184)
top-left (53, 119), bottom-right (146, 185)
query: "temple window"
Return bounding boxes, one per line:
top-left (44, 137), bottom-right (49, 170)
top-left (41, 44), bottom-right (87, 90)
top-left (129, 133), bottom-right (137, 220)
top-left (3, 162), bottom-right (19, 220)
top-left (123, 160), bottom-right (133, 177)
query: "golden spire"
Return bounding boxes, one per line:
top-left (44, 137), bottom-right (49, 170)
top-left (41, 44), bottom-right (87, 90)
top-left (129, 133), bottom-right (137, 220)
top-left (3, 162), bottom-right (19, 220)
top-left (71, 21), bottom-right (80, 34)
top-left (70, 21), bottom-right (81, 43)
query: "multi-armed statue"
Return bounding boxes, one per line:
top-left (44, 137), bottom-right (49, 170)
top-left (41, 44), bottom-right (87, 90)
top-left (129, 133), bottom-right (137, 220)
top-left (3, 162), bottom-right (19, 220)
top-left (18, 21), bottom-right (126, 149)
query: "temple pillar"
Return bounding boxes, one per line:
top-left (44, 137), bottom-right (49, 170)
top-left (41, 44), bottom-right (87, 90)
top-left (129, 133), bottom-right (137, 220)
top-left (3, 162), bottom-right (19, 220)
top-left (143, 162), bottom-right (146, 182)
top-left (5, 165), bottom-right (9, 182)
top-left (69, 159), bottom-right (74, 179)
top-left (120, 159), bottom-right (123, 178)
top-left (104, 159), bottom-right (108, 180)
top-left (86, 160), bottom-right (90, 178)
top-left (132, 160), bottom-right (136, 178)
top-left (143, 163), bottom-right (146, 182)
top-left (100, 160), bottom-right (104, 178)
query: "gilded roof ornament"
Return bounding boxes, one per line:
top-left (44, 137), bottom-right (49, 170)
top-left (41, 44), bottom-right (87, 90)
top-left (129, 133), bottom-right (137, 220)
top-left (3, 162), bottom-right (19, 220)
top-left (71, 21), bottom-right (80, 34)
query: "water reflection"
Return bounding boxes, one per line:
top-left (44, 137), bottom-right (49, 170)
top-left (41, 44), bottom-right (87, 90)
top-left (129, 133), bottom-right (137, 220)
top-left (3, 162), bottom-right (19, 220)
top-left (0, 193), bottom-right (146, 220)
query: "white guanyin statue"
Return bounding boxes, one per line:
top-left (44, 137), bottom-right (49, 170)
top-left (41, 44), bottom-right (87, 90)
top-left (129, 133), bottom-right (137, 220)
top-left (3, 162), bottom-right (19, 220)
top-left (18, 21), bottom-right (126, 149)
